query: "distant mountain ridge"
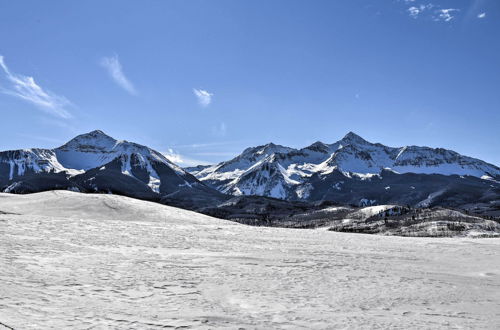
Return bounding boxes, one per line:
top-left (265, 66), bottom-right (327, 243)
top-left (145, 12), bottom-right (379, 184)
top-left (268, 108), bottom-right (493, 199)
top-left (0, 130), bottom-right (216, 202)
top-left (1, 130), bottom-right (498, 213)
top-left (188, 132), bottom-right (500, 207)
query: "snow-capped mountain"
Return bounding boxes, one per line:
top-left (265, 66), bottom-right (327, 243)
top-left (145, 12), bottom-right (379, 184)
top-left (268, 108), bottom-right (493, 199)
top-left (1, 130), bottom-right (498, 211)
top-left (0, 130), bottom-right (210, 199)
top-left (195, 142), bottom-right (296, 186)
top-left (189, 132), bottom-right (500, 204)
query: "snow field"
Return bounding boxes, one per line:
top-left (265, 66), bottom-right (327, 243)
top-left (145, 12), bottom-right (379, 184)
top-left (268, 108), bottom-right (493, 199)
top-left (0, 191), bottom-right (499, 329)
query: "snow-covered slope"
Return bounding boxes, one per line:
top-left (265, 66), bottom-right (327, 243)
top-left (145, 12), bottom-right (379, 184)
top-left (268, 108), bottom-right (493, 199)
top-left (0, 148), bottom-right (82, 179)
top-left (195, 142), bottom-right (295, 184)
top-left (226, 154), bottom-right (298, 198)
top-left (189, 132), bottom-right (500, 201)
top-left (1, 191), bottom-right (499, 329)
top-left (0, 190), bottom-right (221, 224)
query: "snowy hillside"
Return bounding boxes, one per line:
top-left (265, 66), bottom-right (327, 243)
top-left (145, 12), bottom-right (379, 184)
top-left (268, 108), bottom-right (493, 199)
top-left (189, 132), bottom-right (500, 202)
top-left (1, 191), bottom-right (499, 329)
top-left (0, 190), bottom-right (222, 224)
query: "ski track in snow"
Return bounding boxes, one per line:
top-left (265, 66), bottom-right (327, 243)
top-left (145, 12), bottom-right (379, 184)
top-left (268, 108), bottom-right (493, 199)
top-left (0, 191), bottom-right (499, 329)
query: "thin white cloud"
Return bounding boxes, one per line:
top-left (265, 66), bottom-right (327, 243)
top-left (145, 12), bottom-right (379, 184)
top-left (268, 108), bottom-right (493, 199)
top-left (477, 12), bottom-right (486, 18)
top-left (401, 1), bottom-right (461, 23)
top-left (163, 148), bottom-right (211, 167)
top-left (408, 6), bottom-right (421, 18)
top-left (164, 148), bottom-right (184, 164)
top-left (0, 56), bottom-right (72, 118)
top-left (435, 8), bottom-right (459, 22)
top-left (100, 55), bottom-right (137, 95)
top-left (407, 4), bottom-right (434, 19)
top-left (193, 88), bottom-right (213, 107)
top-left (165, 138), bottom-right (246, 166)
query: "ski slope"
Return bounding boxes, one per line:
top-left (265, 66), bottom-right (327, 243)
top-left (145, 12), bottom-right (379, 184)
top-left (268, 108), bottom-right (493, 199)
top-left (0, 191), bottom-right (499, 329)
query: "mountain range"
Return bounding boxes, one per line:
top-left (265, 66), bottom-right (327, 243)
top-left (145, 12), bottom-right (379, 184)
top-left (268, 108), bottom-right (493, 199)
top-left (187, 131), bottom-right (500, 209)
top-left (1, 130), bottom-right (499, 217)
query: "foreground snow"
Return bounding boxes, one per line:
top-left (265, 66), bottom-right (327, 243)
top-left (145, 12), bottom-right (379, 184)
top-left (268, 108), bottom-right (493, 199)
top-left (0, 192), bottom-right (499, 329)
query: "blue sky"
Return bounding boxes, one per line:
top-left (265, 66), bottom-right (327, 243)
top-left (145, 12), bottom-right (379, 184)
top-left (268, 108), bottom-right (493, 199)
top-left (0, 0), bottom-right (499, 166)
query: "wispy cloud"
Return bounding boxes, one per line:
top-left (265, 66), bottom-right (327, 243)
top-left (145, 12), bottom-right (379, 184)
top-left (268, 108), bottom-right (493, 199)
top-left (100, 55), bottom-right (137, 95)
top-left (407, 4), bottom-right (433, 19)
top-left (400, 1), bottom-right (460, 23)
top-left (163, 148), bottom-right (184, 164)
top-left (163, 148), bottom-right (212, 167)
top-left (435, 8), bottom-right (459, 22)
top-left (0, 56), bottom-right (72, 118)
top-left (408, 6), bottom-right (421, 18)
top-left (166, 139), bottom-right (247, 166)
top-left (477, 12), bottom-right (486, 18)
top-left (193, 88), bottom-right (213, 107)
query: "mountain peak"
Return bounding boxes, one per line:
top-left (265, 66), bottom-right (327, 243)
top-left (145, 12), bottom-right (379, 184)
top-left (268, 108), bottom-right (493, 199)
top-left (248, 142), bottom-right (293, 155)
top-left (259, 142), bottom-right (295, 154)
top-left (81, 129), bottom-right (113, 139)
top-left (340, 131), bottom-right (368, 144)
top-left (304, 141), bottom-right (330, 153)
top-left (309, 141), bottom-right (326, 147)
top-left (342, 131), bottom-right (361, 139)
top-left (262, 142), bottom-right (277, 148)
top-left (57, 130), bottom-right (117, 151)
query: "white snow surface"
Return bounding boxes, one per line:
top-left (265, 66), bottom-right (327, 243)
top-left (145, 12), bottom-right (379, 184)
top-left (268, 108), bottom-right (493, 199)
top-left (1, 191), bottom-right (499, 329)
top-left (349, 205), bottom-right (397, 219)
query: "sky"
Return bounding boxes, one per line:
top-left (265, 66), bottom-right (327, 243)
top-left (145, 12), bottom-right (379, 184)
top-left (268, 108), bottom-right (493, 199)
top-left (0, 0), bottom-right (499, 166)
